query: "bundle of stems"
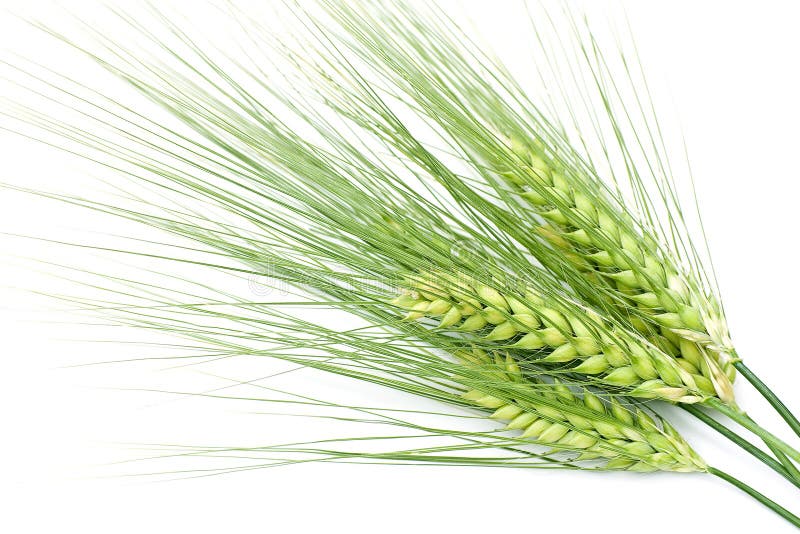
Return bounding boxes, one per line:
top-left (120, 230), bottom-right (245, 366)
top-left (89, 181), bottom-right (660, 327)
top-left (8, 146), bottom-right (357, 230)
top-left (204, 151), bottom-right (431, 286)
top-left (1, 0), bottom-right (799, 528)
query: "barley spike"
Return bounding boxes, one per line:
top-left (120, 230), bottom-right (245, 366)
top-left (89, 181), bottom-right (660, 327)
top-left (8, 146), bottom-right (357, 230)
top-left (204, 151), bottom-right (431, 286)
top-left (456, 349), bottom-right (707, 472)
top-left (394, 272), bottom-right (735, 405)
top-left (496, 135), bottom-right (737, 384)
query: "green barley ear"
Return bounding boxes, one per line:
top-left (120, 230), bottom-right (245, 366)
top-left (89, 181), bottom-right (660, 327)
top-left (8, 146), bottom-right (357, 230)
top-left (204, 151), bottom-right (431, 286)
top-left (493, 133), bottom-right (738, 389)
top-left (455, 349), bottom-right (706, 472)
top-left (395, 271), bottom-right (735, 406)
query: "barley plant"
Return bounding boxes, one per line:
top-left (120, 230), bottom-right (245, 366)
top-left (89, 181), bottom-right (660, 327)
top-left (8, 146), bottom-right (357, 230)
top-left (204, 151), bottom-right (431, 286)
top-left (1, 0), bottom-right (799, 528)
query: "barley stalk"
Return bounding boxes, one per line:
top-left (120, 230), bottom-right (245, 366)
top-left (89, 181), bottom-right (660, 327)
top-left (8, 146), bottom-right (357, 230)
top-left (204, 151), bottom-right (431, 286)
top-left (494, 135), bottom-right (737, 383)
top-left (456, 348), bottom-right (706, 472)
top-left (394, 271), bottom-right (735, 405)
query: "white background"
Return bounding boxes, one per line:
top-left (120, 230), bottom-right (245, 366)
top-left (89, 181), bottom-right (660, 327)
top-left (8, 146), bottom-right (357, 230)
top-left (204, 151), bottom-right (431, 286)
top-left (2, 1), bottom-right (800, 532)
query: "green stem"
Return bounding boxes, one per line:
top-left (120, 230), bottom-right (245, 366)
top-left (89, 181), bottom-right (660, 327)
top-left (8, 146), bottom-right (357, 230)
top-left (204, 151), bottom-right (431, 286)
top-left (735, 361), bottom-right (800, 440)
top-left (767, 443), bottom-right (800, 486)
top-left (682, 405), bottom-right (800, 489)
top-left (708, 398), bottom-right (800, 464)
top-left (709, 467), bottom-right (800, 528)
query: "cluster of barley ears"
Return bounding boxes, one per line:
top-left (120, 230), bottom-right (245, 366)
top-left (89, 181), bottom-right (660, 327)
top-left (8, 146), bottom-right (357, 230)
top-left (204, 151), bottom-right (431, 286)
top-left (1, 0), bottom-right (799, 528)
